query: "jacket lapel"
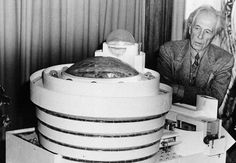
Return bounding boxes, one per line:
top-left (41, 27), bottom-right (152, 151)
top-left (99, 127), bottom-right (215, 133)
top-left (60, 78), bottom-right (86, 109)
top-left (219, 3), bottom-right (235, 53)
top-left (175, 41), bottom-right (191, 85)
top-left (196, 46), bottom-right (215, 87)
top-left (174, 42), bottom-right (215, 87)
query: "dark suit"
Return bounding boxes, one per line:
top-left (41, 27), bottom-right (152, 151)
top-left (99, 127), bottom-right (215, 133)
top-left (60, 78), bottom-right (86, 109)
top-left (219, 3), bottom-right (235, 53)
top-left (157, 40), bottom-right (234, 107)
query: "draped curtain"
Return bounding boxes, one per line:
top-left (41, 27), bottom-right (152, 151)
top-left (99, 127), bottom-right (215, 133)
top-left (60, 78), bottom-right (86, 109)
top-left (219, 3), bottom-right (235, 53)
top-left (171, 0), bottom-right (185, 40)
top-left (0, 0), bottom-right (145, 129)
top-left (144, 0), bottom-right (173, 70)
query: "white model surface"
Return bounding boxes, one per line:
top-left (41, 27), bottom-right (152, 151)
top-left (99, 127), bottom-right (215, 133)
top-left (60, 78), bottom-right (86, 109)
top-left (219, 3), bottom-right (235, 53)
top-left (30, 63), bottom-right (172, 162)
top-left (160, 102), bottom-right (236, 163)
top-left (5, 115), bottom-right (231, 163)
top-left (6, 128), bottom-right (158, 163)
top-left (95, 42), bottom-right (145, 73)
top-left (42, 64), bottom-right (161, 96)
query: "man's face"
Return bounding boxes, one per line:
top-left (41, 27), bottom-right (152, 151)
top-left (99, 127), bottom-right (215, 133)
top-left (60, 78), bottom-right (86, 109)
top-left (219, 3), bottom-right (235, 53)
top-left (189, 12), bottom-right (217, 52)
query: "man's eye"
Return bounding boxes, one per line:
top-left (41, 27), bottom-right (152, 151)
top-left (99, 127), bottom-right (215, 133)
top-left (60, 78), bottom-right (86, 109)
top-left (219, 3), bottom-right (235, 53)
top-left (205, 30), bottom-right (212, 34)
top-left (194, 26), bottom-right (200, 30)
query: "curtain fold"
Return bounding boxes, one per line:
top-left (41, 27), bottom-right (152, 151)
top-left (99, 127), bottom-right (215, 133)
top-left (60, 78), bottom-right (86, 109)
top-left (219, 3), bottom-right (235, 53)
top-left (171, 0), bottom-right (185, 41)
top-left (0, 0), bottom-right (145, 129)
top-left (144, 0), bottom-right (173, 70)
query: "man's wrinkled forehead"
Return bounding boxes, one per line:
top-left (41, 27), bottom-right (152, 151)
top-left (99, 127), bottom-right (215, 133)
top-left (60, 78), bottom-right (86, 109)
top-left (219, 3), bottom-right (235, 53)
top-left (193, 11), bottom-right (217, 26)
top-left (193, 11), bottom-right (217, 31)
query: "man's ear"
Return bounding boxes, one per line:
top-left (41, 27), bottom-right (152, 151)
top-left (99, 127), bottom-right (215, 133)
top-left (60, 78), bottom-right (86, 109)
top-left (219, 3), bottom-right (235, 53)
top-left (189, 26), bottom-right (192, 35)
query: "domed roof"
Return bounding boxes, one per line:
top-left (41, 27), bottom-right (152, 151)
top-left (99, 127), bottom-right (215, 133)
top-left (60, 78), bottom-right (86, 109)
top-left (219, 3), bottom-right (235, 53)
top-left (106, 29), bottom-right (136, 44)
top-left (65, 56), bottom-right (139, 78)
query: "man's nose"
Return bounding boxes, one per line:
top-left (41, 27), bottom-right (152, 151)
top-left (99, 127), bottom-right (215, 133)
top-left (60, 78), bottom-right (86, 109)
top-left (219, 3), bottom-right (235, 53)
top-left (197, 30), bottom-right (204, 39)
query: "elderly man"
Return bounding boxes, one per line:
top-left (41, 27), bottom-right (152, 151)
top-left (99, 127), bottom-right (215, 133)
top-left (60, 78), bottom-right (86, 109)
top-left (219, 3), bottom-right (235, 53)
top-left (157, 5), bottom-right (234, 108)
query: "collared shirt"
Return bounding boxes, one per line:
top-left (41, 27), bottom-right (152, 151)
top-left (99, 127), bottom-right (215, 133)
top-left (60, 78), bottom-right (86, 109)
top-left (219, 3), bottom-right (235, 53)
top-left (190, 47), bottom-right (207, 65)
top-left (189, 45), bottom-right (208, 85)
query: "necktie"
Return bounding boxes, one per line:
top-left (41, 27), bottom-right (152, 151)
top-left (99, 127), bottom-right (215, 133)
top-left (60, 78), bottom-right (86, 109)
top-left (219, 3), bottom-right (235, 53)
top-left (193, 53), bottom-right (200, 67)
top-left (190, 53), bottom-right (199, 85)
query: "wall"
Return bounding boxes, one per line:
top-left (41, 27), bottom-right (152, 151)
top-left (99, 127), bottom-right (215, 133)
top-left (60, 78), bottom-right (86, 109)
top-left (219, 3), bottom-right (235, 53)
top-left (185, 0), bottom-right (222, 18)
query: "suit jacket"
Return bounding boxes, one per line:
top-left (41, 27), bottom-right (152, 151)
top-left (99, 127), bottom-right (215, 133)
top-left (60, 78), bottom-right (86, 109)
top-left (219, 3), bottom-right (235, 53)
top-left (157, 40), bottom-right (234, 107)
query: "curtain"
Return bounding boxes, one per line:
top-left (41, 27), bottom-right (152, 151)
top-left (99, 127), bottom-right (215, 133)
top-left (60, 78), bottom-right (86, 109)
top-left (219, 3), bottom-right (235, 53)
top-left (171, 0), bottom-right (185, 40)
top-left (144, 0), bottom-right (173, 70)
top-left (0, 0), bottom-right (145, 130)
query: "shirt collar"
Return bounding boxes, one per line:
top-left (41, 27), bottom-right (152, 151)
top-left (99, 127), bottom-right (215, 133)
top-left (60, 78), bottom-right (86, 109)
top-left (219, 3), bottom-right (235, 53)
top-left (189, 43), bottom-right (208, 59)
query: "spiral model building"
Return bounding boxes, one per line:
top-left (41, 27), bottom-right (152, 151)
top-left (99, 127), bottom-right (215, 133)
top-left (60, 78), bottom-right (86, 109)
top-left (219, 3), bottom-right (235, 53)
top-left (30, 63), bottom-right (172, 163)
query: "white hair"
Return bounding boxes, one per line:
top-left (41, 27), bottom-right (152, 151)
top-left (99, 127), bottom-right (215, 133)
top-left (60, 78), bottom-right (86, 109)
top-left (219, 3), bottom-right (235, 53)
top-left (185, 5), bottom-right (225, 37)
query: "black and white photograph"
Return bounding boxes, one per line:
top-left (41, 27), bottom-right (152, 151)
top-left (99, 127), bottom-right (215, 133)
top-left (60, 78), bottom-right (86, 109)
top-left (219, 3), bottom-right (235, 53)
top-left (1, 0), bottom-right (236, 163)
